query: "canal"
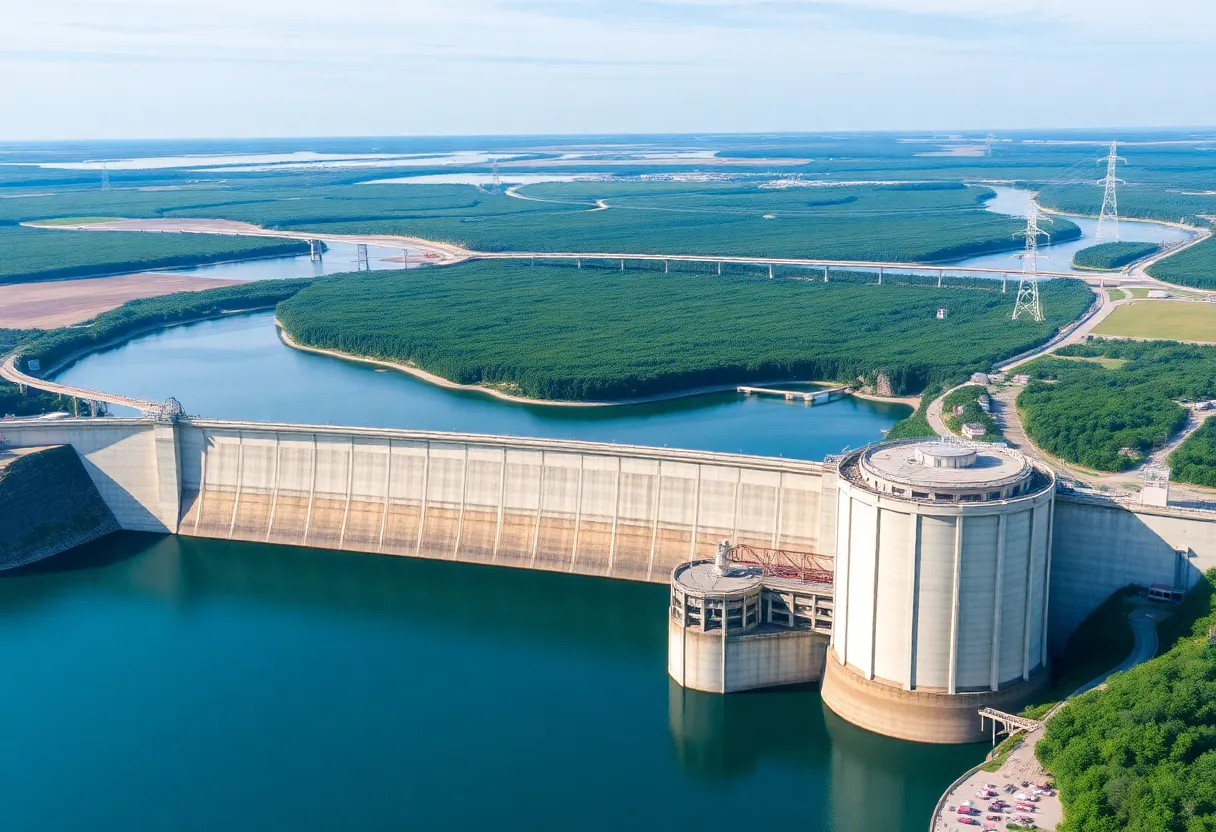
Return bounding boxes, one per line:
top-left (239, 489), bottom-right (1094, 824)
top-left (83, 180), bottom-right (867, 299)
top-left (0, 532), bottom-right (984, 831)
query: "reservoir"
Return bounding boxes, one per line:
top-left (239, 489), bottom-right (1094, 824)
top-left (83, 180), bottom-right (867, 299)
top-left (56, 313), bottom-right (911, 461)
top-left (0, 531), bottom-right (983, 831)
top-left (28, 181), bottom-right (1189, 828)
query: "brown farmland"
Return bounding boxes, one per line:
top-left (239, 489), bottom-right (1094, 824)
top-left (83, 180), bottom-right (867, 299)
top-left (0, 274), bottom-right (242, 329)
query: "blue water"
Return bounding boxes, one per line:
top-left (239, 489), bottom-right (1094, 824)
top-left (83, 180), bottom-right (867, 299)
top-left (57, 312), bottom-right (910, 460)
top-left (0, 532), bottom-right (982, 831)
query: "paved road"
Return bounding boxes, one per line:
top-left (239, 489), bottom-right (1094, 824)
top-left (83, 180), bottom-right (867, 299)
top-left (933, 602), bottom-right (1163, 832)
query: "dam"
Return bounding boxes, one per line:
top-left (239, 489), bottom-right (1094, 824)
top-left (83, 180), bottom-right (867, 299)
top-left (2, 414), bottom-right (1215, 743)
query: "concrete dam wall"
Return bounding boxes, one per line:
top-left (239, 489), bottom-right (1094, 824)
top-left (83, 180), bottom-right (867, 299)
top-left (2, 416), bottom-right (1214, 650)
top-left (0, 418), bottom-right (835, 584)
top-left (0, 445), bottom-right (120, 570)
top-left (177, 421), bottom-right (834, 583)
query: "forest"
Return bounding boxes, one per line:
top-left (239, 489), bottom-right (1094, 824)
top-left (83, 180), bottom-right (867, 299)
top-left (0, 225), bottom-right (309, 284)
top-left (1035, 570), bottom-right (1216, 832)
top-left (1146, 238), bottom-right (1216, 290)
top-left (0, 179), bottom-right (1079, 266)
top-left (1169, 419), bottom-right (1216, 488)
top-left (275, 261), bottom-right (1093, 401)
top-left (940, 384), bottom-right (1002, 438)
top-left (1071, 242), bottom-right (1159, 271)
top-left (1017, 340), bottom-right (1216, 476)
top-left (20, 279), bottom-right (313, 373)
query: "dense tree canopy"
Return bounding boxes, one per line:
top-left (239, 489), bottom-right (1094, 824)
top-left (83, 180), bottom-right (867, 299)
top-left (1036, 571), bottom-right (1216, 832)
top-left (1018, 340), bottom-right (1216, 473)
top-left (276, 262), bottom-right (1093, 401)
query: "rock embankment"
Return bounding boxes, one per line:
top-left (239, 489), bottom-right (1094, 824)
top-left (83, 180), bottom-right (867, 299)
top-left (0, 445), bottom-right (119, 570)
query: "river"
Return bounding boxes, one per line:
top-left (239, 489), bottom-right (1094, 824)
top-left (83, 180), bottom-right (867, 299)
top-left (0, 532), bottom-right (983, 831)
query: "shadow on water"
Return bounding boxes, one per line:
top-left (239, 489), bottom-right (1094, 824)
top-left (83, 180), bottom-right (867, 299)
top-left (0, 531), bottom-right (159, 577)
top-left (668, 676), bottom-right (985, 831)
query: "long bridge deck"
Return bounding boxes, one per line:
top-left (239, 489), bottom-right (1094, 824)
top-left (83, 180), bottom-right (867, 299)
top-left (0, 354), bottom-right (162, 415)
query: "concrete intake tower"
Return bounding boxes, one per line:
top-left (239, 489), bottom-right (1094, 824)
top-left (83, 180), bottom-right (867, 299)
top-left (821, 439), bottom-right (1055, 743)
top-left (667, 438), bottom-right (1057, 744)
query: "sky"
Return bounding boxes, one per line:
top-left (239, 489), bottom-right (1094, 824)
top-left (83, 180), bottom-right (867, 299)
top-left (2, 0), bottom-right (1215, 140)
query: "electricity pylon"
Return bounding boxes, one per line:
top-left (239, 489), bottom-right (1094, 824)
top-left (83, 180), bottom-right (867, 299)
top-left (1095, 140), bottom-right (1126, 243)
top-left (1012, 206), bottom-right (1051, 322)
top-left (100, 163), bottom-right (112, 192)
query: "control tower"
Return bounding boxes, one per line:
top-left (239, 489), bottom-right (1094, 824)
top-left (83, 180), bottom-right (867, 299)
top-left (821, 439), bottom-right (1056, 743)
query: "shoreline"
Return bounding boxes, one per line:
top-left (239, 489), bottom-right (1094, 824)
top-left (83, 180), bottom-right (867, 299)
top-left (274, 320), bottom-right (914, 410)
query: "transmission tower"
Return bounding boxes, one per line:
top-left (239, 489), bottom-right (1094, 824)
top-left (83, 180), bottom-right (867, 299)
top-left (100, 163), bottom-right (112, 192)
top-left (1095, 140), bottom-right (1126, 243)
top-left (1012, 206), bottom-right (1051, 322)
top-left (490, 159), bottom-right (501, 191)
top-left (985, 133), bottom-right (995, 156)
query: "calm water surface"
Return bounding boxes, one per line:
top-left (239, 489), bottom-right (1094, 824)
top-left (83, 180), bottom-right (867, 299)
top-left (58, 313), bottom-right (910, 460)
top-left (0, 533), bottom-right (982, 831)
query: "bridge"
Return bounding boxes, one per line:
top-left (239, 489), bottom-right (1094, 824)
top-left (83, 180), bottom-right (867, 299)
top-left (0, 354), bottom-right (164, 416)
top-left (738, 385), bottom-right (849, 403)
top-left (978, 707), bottom-right (1044, 743)
top-left (472, 250), bottom-right (1122, 285)
top-left (35, 218), bottom-right (1127, 285)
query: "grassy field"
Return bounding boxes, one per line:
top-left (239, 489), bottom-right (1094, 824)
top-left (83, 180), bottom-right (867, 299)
top-left (0, 225), bottom-right (309, 285)
top-left (1093, 300), bottom-right (1216, 341)
top-left (275, 261), bottom-right (1093, 401)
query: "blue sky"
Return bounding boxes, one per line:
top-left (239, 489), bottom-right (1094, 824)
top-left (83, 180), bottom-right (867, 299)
top-left (1, 0), bottom-right (1214, 139)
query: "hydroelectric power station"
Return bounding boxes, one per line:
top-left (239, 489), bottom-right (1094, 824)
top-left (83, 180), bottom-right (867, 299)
top-left (1, 416), bottom-right (1214, 744)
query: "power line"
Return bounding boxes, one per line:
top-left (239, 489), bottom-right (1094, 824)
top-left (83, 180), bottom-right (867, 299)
top-left (1095, 140), bottom-right (1127, 243)
top-left (1012, 205), bottom-right (1051, 322)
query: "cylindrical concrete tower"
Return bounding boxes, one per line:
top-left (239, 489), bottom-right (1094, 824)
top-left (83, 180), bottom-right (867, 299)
top-left (820, 439), bottom-right (1055, 743)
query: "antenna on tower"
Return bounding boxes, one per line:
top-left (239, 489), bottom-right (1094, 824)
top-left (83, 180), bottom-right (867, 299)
top-left (100, 163), bottom-right (112, 192)
top-left (1096, 140), bottom-right (1127, 243)
top-left (1012, 206), bottom-right (1051, 322)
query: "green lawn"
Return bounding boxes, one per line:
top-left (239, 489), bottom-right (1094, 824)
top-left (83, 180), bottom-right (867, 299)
top-left (1093, 300), bottom-right (1216, 342)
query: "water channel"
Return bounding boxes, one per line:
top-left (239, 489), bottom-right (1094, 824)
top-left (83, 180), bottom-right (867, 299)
top-left (26, 184), bottom-right (1192, 829)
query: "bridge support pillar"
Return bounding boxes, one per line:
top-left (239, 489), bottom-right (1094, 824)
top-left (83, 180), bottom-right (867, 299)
top-left (824, 266), bottom-right (829, 283)
top-left (878, 267), bottom-right (883, 285)
top-left (938, 270), bottom-right (944, 288)
top-left (309, 240), bottom-right (323, 262)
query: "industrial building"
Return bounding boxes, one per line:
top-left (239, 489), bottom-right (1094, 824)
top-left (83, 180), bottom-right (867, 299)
top-left (821, 440), bottom-right (1055, 743)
